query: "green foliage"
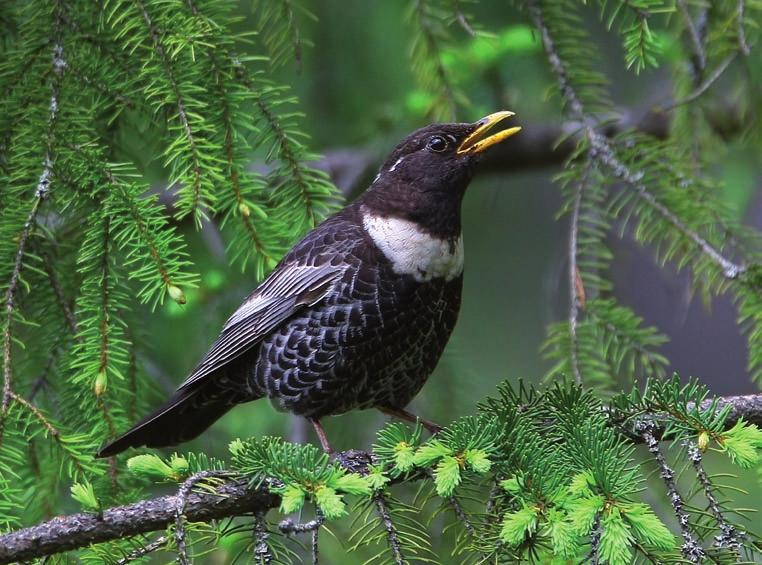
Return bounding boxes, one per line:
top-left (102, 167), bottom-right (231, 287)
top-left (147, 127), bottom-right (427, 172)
top-left (590, 0), bottom-right (670, 73)
top-left (230, 436), bottom-right (372, 518)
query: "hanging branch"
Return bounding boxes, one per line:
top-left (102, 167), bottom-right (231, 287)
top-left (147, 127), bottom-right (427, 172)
top-left (252, 510), bottom-right (273, 565)
top-left (684, 441), bottom-right (743, 550)
top-left (174, 471), bottom-right (230, 564)
top-left (567, 157), bottom-right (594, 385)
top-left (133, 0), bottom-right (208, 225)
top-left (1, 1), bottom-right (65, 427)
top-left (372, 492), bottom-right (405, 565)
top-left (637, 420), bottom-right (705, 563)
top-left (527, 0), bottom-right (746, 282)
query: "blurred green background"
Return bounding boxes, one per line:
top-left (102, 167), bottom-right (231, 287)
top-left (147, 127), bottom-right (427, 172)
top-left (122, 1), bottom-right (760, 561)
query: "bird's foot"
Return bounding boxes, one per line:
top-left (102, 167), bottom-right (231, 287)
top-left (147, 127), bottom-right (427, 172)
top-left (308, 417), bottom-right (334, 454)
top-left (378, 406), bottom-right (443, 435)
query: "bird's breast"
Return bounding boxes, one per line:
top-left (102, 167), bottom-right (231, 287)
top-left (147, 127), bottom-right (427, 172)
top-left (361, 207), bottom-right (463, 283)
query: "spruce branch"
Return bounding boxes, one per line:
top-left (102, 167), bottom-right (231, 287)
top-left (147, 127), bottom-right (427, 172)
top-left (0, 393), bottom-right (759, 564)
top-left (252, 510), bottom-right (273, 565)
top-left (408, 0), bottom-right (460, 120)
top-left (662, 53), bottom-right (737, 112)
top-left (2, 1), bottom-right (64, 425)
top-left (684, 441), bottom-right (743, 551)
top-left (567, 157), bottom-right (594, 385)
top-left (737, 0), bottom-right (751, 56)
top-left (637, 420), bottom-right (704, 562)
top-left (373, 492), bottom-right (406, 565)
top-left (528, 0), bottom-right (746, 282)
top-left (676, 0), bottom-right (706, 77)
top-left (133, 0), bottom-right (209, 225)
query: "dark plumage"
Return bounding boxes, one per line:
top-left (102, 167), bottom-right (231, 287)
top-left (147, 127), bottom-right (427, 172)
top-left (97, 112), bottom-right (520, 457)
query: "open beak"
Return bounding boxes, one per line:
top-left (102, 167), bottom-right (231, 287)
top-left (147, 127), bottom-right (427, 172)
top-left (457, 111), bottom-right (521, 155)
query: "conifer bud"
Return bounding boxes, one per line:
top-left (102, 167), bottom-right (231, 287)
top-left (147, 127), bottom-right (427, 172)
top-left (167, 284), bottom-right (186, 304)
top-left (697, 430), bottom-right (710, 452)
top-left (238, 202), bottom-right (250, 217)
top-left (94, 370), bottom-right (107, 396)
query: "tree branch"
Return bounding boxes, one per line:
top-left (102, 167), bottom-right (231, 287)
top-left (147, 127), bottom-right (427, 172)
top-left (0, 393), bottom-right (759, 563)
top-left (0, 479), bottom-right (278, 564)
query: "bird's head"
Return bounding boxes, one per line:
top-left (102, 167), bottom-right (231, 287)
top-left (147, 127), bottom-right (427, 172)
top-left (361, 111), bottom-right (521, 236)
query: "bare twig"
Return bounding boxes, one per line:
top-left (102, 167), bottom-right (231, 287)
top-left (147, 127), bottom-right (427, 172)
top-left (279, 509), bottom-right (324, 565)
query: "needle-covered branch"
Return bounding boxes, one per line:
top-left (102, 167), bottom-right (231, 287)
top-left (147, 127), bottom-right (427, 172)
top-left (0, 479), bottom-right (278, 564)
top-left (0, 391), bottom-right (759, 564)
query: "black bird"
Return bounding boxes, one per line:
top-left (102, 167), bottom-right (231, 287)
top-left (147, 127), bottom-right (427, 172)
top-left (97, 111), bottom-right (520, 457)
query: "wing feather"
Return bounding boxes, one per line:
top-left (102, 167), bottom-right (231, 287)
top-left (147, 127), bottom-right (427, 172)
top-left (177, 263), bottom-right (343, 390)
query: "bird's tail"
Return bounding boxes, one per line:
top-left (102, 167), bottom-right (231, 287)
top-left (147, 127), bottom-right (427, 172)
top-left (96, 383), bottom-right (246, 458)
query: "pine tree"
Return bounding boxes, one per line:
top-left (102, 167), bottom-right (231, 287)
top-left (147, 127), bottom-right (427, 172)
top-left (0, 1), bottom-right (761, 563)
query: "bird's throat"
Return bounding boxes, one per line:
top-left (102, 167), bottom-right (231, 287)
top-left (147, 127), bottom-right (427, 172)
top-left (361, 206), bottom-right (464, 283)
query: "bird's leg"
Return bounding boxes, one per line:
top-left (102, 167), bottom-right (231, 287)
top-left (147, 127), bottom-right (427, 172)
top-left (378, 406), bottom-right (443, 434)
top-left (308, 417), bottom-right (334, 453)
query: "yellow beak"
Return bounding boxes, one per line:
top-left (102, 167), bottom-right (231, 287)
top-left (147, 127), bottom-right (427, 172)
top-left (456, 111), bottom-right (521, 155)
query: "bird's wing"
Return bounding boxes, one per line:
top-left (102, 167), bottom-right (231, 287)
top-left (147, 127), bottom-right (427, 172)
top-left (177, 262), bottom-right (344, 390)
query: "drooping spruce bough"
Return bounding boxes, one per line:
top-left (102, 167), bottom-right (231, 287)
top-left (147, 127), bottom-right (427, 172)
top-left (0, 0), bottom-right (760, 564)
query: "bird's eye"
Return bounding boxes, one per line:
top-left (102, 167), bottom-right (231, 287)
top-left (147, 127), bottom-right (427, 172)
top-left (427, 135), bottom-right (448, 153)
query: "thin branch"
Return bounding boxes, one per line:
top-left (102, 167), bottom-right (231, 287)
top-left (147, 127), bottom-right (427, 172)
top-left (41, 250), bottom-right (78, 336)
top-left (134, 0), bottom-right (205, 224)
top-left (662, 53), bottom-right (737, 112)
top-left (637, 420), bottom-right (705, 563)
top-left (737, 0), bottom-right (750, 56)
top-left (684, 441), bottom-right (743, 551)
top-left (527, 0), bottom-right (746, 282)
top-left (588, 511), bottom-right (602, 565)
top-left (174, 471), bottom-right (230, 564)
top-left (568, 157), bottom-right (594, 385)
top-left (114, 535), bottom-right (168, 565)
top-left (252, 510), bottom-right (273, 565)
top-left (278, 511), bottom-right (325, 534)
top-left (279, 509), bottom-right (324, 565)
top-left (2, 5), bottom-right (65, 423)
top-left (9, 392), bottom-right (60, 438)
top-left (373, 492), bottom-right (405, 565)
top-left (677, 0), bottom-right (706, 78)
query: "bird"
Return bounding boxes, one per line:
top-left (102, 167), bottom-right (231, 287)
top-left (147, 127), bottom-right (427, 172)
top-left (97, 111), bottom-right (520, 457)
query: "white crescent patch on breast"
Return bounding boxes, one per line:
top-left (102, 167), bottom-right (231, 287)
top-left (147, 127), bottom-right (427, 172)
top-left (361, 207), bottom-right (464, 283)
